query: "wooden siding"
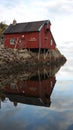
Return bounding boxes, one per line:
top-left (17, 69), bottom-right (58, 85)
top-left (4, 32), bottom-right (39, 49)
top-left (40, 24), bottom-right (56, 49)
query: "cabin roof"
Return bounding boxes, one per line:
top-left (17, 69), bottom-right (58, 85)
top-left (4, 20), bottom-right (51, 34)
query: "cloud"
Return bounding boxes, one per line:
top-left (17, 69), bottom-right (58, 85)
top-left (31, 0), bottom-right (73, 15)
top-left (0, 0), bottom-right (73, 45)
top-left (0, 0), bottom-right (18, 7)
top-left (0, 0), bottom-right (73, 23)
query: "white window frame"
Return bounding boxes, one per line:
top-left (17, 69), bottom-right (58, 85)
top-left (10, 38), bottom-right (16, 45)
top-left (50, 39), bottom-right (53, 46)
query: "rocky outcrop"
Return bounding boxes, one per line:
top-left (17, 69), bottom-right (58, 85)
top-left (0, 48), bottom-right (66, 75)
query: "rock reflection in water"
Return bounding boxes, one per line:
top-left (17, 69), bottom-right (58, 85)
top-left (0, 62), bottom-right (65, 108)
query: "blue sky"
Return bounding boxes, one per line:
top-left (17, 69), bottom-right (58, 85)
top-left (0, 0), bottom-right (73, 46)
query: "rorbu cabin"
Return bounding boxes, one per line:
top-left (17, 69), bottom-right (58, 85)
top-left (4, 20), bottom-right (56, 52)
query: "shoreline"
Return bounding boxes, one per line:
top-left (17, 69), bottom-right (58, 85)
top-left (0, 48), bottom-right (67, 75)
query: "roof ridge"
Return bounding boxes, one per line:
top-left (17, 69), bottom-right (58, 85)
top-left (12, 20), bottom-right (49, 25)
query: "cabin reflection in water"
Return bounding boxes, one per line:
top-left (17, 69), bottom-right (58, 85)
top-left (3, 72), bottom-right (56, 107)
top-left (0, 60), bottom-right (66, 108)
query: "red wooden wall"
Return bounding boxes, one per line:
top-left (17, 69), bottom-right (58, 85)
top-left (4, 32), bottom-right (39, 49)
top-left (40, 24), bottom-right (56, 49)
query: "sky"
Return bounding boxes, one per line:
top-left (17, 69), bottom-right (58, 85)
top-left (0, 0), bottom-right (73, 47)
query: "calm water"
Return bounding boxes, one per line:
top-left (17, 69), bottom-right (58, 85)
top-left (0, 45), bottom-right (73, 130)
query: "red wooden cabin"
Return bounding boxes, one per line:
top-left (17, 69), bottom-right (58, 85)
top-left (4, 20), bottom-right (56, 51)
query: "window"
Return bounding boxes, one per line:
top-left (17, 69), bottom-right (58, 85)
top-left (10, 38), bottom-right (16, 45)
top-left (50, 39), bottom-right (53, 46)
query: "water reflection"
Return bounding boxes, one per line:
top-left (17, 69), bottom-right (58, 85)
top-left (0, 61), bottom-right (65, 108)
